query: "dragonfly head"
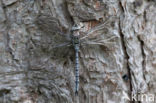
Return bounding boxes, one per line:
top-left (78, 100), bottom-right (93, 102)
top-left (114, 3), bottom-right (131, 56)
top-left (71, 24), bottom-right (80, 45)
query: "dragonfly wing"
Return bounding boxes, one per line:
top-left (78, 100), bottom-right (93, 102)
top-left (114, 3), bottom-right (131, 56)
top-left (81, 35), bottom-right (117, 45)
top-left (80, 16), bottom-right (116, 40)
top-left (81, 41), bottom-right (115, 46)
top-left (79, 16), bottom-right (118, 52)
top-left (81, 35), bottom-right (118, 51)
top-left (50, 42), bottom-right (72, 49)
top-left (35, 14), bottom-right (71, 41)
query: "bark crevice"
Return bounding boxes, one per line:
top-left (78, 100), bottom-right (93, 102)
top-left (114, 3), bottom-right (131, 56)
top-left (137, 36), bottom-right (146, 84)
top-left (119, 17), bottom-right (133, 103)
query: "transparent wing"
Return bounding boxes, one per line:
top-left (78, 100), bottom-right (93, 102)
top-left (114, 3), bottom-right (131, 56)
top-left (50, 42), bottom-right (72, 49)
top-left (35, 13), bottom-right (71, 41)
top-left (81, 35), bottom-right (117, 46)
top-left (79, 16), bottom-right (118, 49)
top-left (80, 16), bottom-right (115, 40)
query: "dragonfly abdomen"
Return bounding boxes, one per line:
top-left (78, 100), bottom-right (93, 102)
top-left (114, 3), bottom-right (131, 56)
top-left (74, 44), bottom-right (79, 95)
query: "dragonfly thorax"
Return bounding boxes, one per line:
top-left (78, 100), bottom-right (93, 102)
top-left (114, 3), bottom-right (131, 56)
top-left (71, 35), bottom-right (80, 45)
top-left (71, 35), bottom-right (80, 51)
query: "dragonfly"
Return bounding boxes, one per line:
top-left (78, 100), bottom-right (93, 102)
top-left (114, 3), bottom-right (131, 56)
top-left (36, 14), bottom-right (118, 95)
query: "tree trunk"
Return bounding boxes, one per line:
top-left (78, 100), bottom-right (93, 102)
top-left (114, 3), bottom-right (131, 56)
top-left (0, 0), bottom-right (156, 103)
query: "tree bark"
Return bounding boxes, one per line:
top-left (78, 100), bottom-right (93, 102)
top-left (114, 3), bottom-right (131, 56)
top-left (0, 0), bottom-right (156, 103)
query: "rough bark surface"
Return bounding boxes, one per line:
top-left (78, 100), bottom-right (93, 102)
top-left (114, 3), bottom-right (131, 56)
top-left (0, 0), bottom-right (156, 103)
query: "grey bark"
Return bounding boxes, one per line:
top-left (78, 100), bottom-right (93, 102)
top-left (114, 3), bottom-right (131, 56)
top-left (0, 0), bottom-right (156, 103)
